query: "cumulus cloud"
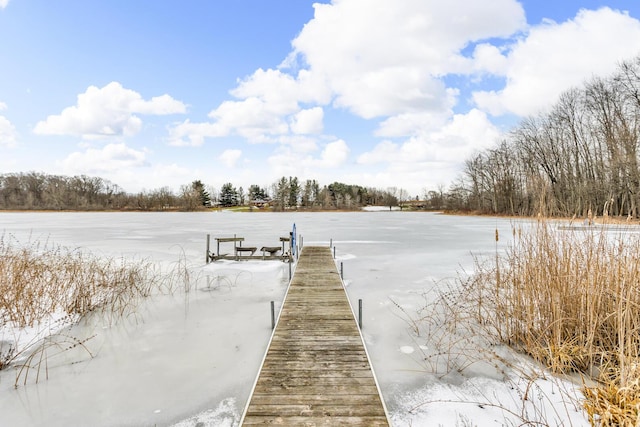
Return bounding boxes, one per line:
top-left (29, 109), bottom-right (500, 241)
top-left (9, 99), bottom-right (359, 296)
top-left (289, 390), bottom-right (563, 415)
top-left (61, 143), bottom-right (148, 174)
top-left (375, 109), bottom-right (453, 138)
top-left (168, 120), bottom-right (227, 147)
top-left (34, 82), bottom-right (186, 139)
top-left (318, 139), bottom-right (350, 168)
top-left (0, 0), bottom-right (8, 9)
top-left (219, 149), bottom-right (242, 168)
top-left (470, 44), bottom-right (510, 75)
top-left (168, 70), bottom-right (328, 145)
top-left (290, 107), bottom-right (324, 135)
top-left (267, 139), bottom-right (350, 177)
top-left (209, 97), bottom-right (291, 141)
top-left (0, 115), bottom-right (17, 147)
top-left (359, 109), bottom-right (500, 165)
top-left (0, 102), bottom-right (17, 147)
top-left (473, 7), bottom-right (640, 116)
top-left (290, 0), bottom-right (526, 118)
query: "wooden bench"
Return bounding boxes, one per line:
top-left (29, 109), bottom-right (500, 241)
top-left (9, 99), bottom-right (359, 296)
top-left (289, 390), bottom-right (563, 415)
top-left (235, 246), bottom-right (257, 257)
top-left (260, 246), bottom-right (281, 259)
top-left (211, 237), bottom-right (251, 261)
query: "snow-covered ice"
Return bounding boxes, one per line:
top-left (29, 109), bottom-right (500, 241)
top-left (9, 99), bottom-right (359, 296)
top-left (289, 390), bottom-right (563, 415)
top-left (0, 211), bottom-right (590, 426)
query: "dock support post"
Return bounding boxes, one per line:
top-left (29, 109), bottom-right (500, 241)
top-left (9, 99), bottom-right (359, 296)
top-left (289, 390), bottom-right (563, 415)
top-left (333, 246), bottom-right (336, 259)
top-left (340, 262), bottom-right (344, 279)
top-left (330, 238), bottom-right (333, 248)
top-left (288, 260), bottom-right (292, 281)
top-left (358, 299), bottom-right (363, 329)
top-left (206, 234), bottom-right (211, 264)
top-left (271, 301), bottom-right (276, 330)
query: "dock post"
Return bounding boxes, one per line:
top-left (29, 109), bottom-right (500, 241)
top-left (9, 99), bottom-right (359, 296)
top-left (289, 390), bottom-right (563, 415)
top-left (206, 234), bottom-right (211, 264)
top-left (330, 238), bottom-right (333, 248)
top-left (271, 301), bottom-right (275, 329)
top-left (358, 299), bottom-right (363, 329)
top-left (340, 262), bottom-right (344, 279)
top-left (333, 246), bottom-right (336, 259)
top-left (288, 260), bottom-right (292, 281)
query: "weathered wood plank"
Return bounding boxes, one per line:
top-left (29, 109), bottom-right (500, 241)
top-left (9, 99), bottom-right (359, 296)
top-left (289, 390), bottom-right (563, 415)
top-left (246, 404), bottom-right (387, 417)
top-left (241, 246), bottom-right (389, 426)
top-left (242, 416), bottom-right (389, 426)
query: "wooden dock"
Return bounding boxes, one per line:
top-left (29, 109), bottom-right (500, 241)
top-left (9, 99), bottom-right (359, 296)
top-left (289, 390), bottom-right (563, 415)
top-left (241, 246), bottom-right (389, 426)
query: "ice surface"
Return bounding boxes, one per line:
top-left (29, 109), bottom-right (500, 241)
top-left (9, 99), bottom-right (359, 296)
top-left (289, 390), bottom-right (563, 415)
top-left (0, 211), bottom-right (589, 426)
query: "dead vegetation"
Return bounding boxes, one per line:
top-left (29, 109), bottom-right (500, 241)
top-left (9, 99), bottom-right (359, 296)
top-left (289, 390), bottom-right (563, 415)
top-left (412, 217), bottom-right (640, 425)
top-left (0, 234), bottom-right (186, 385)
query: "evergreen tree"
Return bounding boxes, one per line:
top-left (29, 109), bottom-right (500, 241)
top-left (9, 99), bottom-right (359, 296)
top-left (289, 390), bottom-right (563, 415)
top-left (191, 180), bottom-right (211, 206)
top-left (288, 176), bottom-right (300, 208)
top-left (219, 182), bottom-right (238, 207)
top-left (248, 184), bottom-right (268, 201)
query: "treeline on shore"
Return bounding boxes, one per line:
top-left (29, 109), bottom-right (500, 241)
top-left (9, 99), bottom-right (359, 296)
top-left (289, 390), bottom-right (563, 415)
top-left (0, 172), bottom-right (412, 211)
top-left (451, 55), bottom-right (640, 218)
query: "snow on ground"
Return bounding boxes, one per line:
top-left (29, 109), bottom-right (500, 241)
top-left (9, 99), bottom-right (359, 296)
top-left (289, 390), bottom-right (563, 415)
top-left (0, 212), bottom-right (590, 426)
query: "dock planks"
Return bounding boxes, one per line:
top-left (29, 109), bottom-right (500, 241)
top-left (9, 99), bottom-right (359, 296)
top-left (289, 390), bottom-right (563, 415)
top-left (241, 246), bottom-right (389, 426)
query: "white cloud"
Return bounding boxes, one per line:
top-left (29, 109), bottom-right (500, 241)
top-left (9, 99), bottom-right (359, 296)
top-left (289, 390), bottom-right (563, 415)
top-left (375, 109), bottom-right (452, 138)
top-left (318, 139), bottom-right (349, 168)
top-left (473, 7), bottom-right (640, 116)
top-left (60, 143), bottom-right (148, 174)
top-left (209, 97), bottom-right (291, 141)
top-left (219, 149), bottom-right (242, 168)
top-left (0, 115), bottom-right (17, 147)
top-left (200, 69), bottom-right (328, 143)
top-left (267, 139), bottom-right (350, 178)
top-left (169, 72), bottom-right (326, 145)
top-left (0, 0), bottom-right (8, 9)
top-left (34, 82), bottom-right (186, 138)
top-left (231, 68), bottom-right (317, 109)
top-left (359, 109), bottom-right (500, 165)
top-left (0, 102), bottom-right (17, 147)
top-left (290, 107), bottom-right (324, 135)
top-left (290, 0), bottom-right (526, 118)
top-left (167, 120), bottom-right (227, 147)
top-left (353, 110), bottom-right (502, 194)
top-left (471, 44), bottom-right (509, 75)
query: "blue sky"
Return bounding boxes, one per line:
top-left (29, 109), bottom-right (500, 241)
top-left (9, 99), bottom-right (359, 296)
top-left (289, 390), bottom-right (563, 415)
top-left (2, 1), bottom-right (640, 198)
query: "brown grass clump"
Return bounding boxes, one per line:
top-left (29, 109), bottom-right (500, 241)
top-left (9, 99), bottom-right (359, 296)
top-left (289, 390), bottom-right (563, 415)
top-left (466, 218), bottom-right (640, 426)
top-left (583, 375), bottom-right (640, 426)
top-left (0, 236), bottom-right (159, 328)
top-left (0, 235), bottom-right (170, 381)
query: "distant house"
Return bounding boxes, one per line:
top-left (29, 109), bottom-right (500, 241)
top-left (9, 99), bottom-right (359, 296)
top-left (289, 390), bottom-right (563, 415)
top-left (251, 198), bottom-right (271, 208)
top-left (402, 200), bottom-right (428, 209)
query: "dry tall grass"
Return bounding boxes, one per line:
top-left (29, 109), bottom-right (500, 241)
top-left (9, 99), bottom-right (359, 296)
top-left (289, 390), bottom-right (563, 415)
top-left (460, 219), bottom-right (640, 426)
top-left (408, 217), bottom-right (640, 425)
top-left (0, 235), bottom-right (181, 383)
top-left (0, 236), bottom-right (161, 328)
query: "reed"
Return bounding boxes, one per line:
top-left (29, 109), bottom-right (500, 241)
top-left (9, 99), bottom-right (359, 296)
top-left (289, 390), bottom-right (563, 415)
top-left (0, 235), bottom-right (172, 381)
top-left (465, 219), bottom-right (640, 425)
top-left (408, 217), bottom-right (640, 425)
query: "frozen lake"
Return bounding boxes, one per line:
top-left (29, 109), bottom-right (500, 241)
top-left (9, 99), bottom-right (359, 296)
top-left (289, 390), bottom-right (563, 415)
top-left (0, 211), bottom-right (585, 426)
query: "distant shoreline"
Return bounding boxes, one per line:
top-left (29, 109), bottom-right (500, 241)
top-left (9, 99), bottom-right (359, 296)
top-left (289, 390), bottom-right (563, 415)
top-left (2, 209), bottom-right (640, 226)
